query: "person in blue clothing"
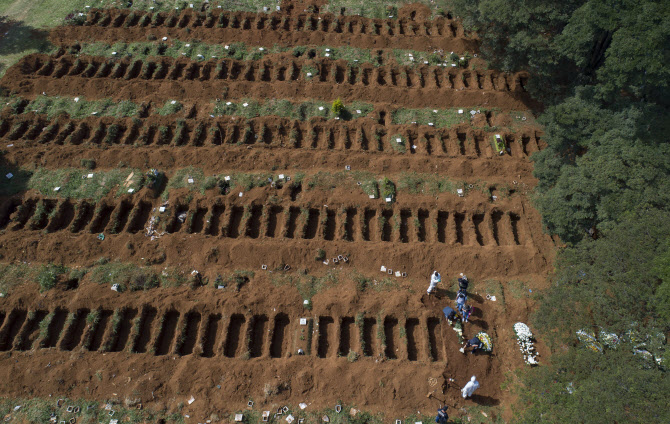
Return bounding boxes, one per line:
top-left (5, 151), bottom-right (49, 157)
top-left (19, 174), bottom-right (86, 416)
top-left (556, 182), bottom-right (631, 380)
top-left (461, 305), bottom-right (473, 323)
top-left (435, 406), bottom-right (448, 424)
top-left (455, 289), bottom-right (467, 314)
top-left (463, 336), bottom-right (484, 354)
top-left (442, 306), bottom-right (459, 321)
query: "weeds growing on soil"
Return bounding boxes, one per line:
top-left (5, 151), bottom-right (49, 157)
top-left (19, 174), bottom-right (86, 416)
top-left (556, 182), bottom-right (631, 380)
top-left (396, 172), bottom-right (464, 196)
top-left (3, 167), bottom-right (144, 201)
top-left (0, 396), bottom-right (184, 423)
top-left (212, 98), bottom-right (373, 120)
top-left (88, 261), bottom-right (158, 291)
top-left (14, 96), bottom-right (138, 119)
top-left (72, 40), bottom-right (460, 69)
top-left (392, 107), bottom-right (469, 127)
top-left (37, 263), bottom-right (67, 291)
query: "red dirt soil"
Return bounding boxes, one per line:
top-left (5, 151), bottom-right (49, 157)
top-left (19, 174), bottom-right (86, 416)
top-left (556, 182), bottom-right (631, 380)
top-left (0, 1), bottom-right (554, 422)
top-left (49, 6), bottom-right (478, 52)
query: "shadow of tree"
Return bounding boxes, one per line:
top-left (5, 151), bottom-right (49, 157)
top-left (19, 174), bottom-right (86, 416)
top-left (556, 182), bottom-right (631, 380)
top-left (0, 152), bottom-right (32, 198)
top-left (0, 17), bottom-right (52, 75)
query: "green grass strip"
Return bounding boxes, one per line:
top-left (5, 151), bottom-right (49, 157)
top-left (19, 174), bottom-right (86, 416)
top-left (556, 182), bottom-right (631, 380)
top-left (19, 96), bottom-right (138, 119)
top-left (0, 397), bottom-right (183, 423)
top-left (212, 98), bottom-right (373, 120)
top-left (0, 166), bottom-right (143, 200)
top-left (74, 40), bottom-right (469, 68)
top-left (392, 107), bottom-right (470, 127)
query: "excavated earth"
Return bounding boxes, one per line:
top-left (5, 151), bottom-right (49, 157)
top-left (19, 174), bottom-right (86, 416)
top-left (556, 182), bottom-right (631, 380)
top-left (0, 1), bottom-right (554, 422)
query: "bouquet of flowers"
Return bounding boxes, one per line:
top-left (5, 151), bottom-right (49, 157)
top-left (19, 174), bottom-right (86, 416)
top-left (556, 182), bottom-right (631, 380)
top-left (452, 320), bottom-right (464, 342)
top-left (514, 322), bottom-right (538, 365)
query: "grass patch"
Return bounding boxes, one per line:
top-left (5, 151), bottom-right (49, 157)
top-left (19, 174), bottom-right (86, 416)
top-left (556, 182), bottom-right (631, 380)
top-left (24, 167), bottom-right (143, 200)
top-left (156, 99), bottom-right (183, 116)
top-left (164, 168), bottom-right (275, 196)
top-left (304, 170), bottom-right (377, 196)
top-left (0, 396), bottom-right (184, 424)
top-left (392, 107), bottom-right (470, 128)
top-left (507, 279), bottom-right (532, 299)
top-left (37, 263), bottom-right (67, 292)
top-left (389, 133), bottom-right (407, 152)
top-left (482, 279), bottom-right (506, 307)
top-left (163, 166), bottom-right (205, 194)
top-left (0, 16), bottom-right (54, 78)
top-left (396, 172), bottom-right (464, 196)
top-left (213, 270), bottom-right (255, 291)
top-left (73, 41), bottom-right (404, 67)
top-left (379, 177), bottom-right (396, 202)
top-left (212, 98), bottom-right (373, 121)
top-left (17, 96), bottom-right (138, 119)
top-left (88, 260), bottom-right (158, 291)
top-left (325, 0), bottom-right (449, 19)
top-left (0, 263), bottom-right (38, 295)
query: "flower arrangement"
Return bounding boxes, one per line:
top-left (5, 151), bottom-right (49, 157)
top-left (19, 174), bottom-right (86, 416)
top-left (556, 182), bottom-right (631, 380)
top-left (576, 329), bottom-right (603, 353)
top-left (452, 320), bottom-right (464, 343)
top-left (514, 322), bottom-right (538, 365)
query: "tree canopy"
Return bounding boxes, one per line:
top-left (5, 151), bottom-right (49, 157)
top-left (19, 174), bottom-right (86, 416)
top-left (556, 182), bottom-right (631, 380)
top-left (449, 0), bottom-right (670, 421)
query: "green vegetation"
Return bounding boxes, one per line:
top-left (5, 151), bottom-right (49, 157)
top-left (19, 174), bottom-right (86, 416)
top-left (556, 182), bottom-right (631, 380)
top-left (0, 167), bottom-right (144, 200)
top-left (73, 41), bottom-right (464, 69)
top-left (391, 107), bottom-right (470, 128)
top-left (36, 263), bottom-right (67, 291)
top-left (451, 1), bottom-right (670, 421)
top-left (396, 172), bottom-right (464, 196)
top-left (389, 134), bottom-right (406, 153)
top-left (380, 177), bottom-right (396, 202)
top-left (325, 0), bottom-right (450, 19)
top-left (0, 396), bottom-right (183, 423)
top-left (88, 260), bottom-right (158, 291)
top-left (156, 100), bottom-right (183, 116)
top-left (9, 96), bottom-right (138, 119)
top-left (212, 98), bottom-right (373, 120)
top-left (331, 98), bottom-right (344, 116)
top-left (163, 166), bottom-right (206, 195)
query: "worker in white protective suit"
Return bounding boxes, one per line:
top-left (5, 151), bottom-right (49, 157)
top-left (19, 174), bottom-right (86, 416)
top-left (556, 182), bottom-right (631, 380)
top-left (427, 271), bottom-right (441, 295)
top-left (461, 376), bottom-right (480, 398)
